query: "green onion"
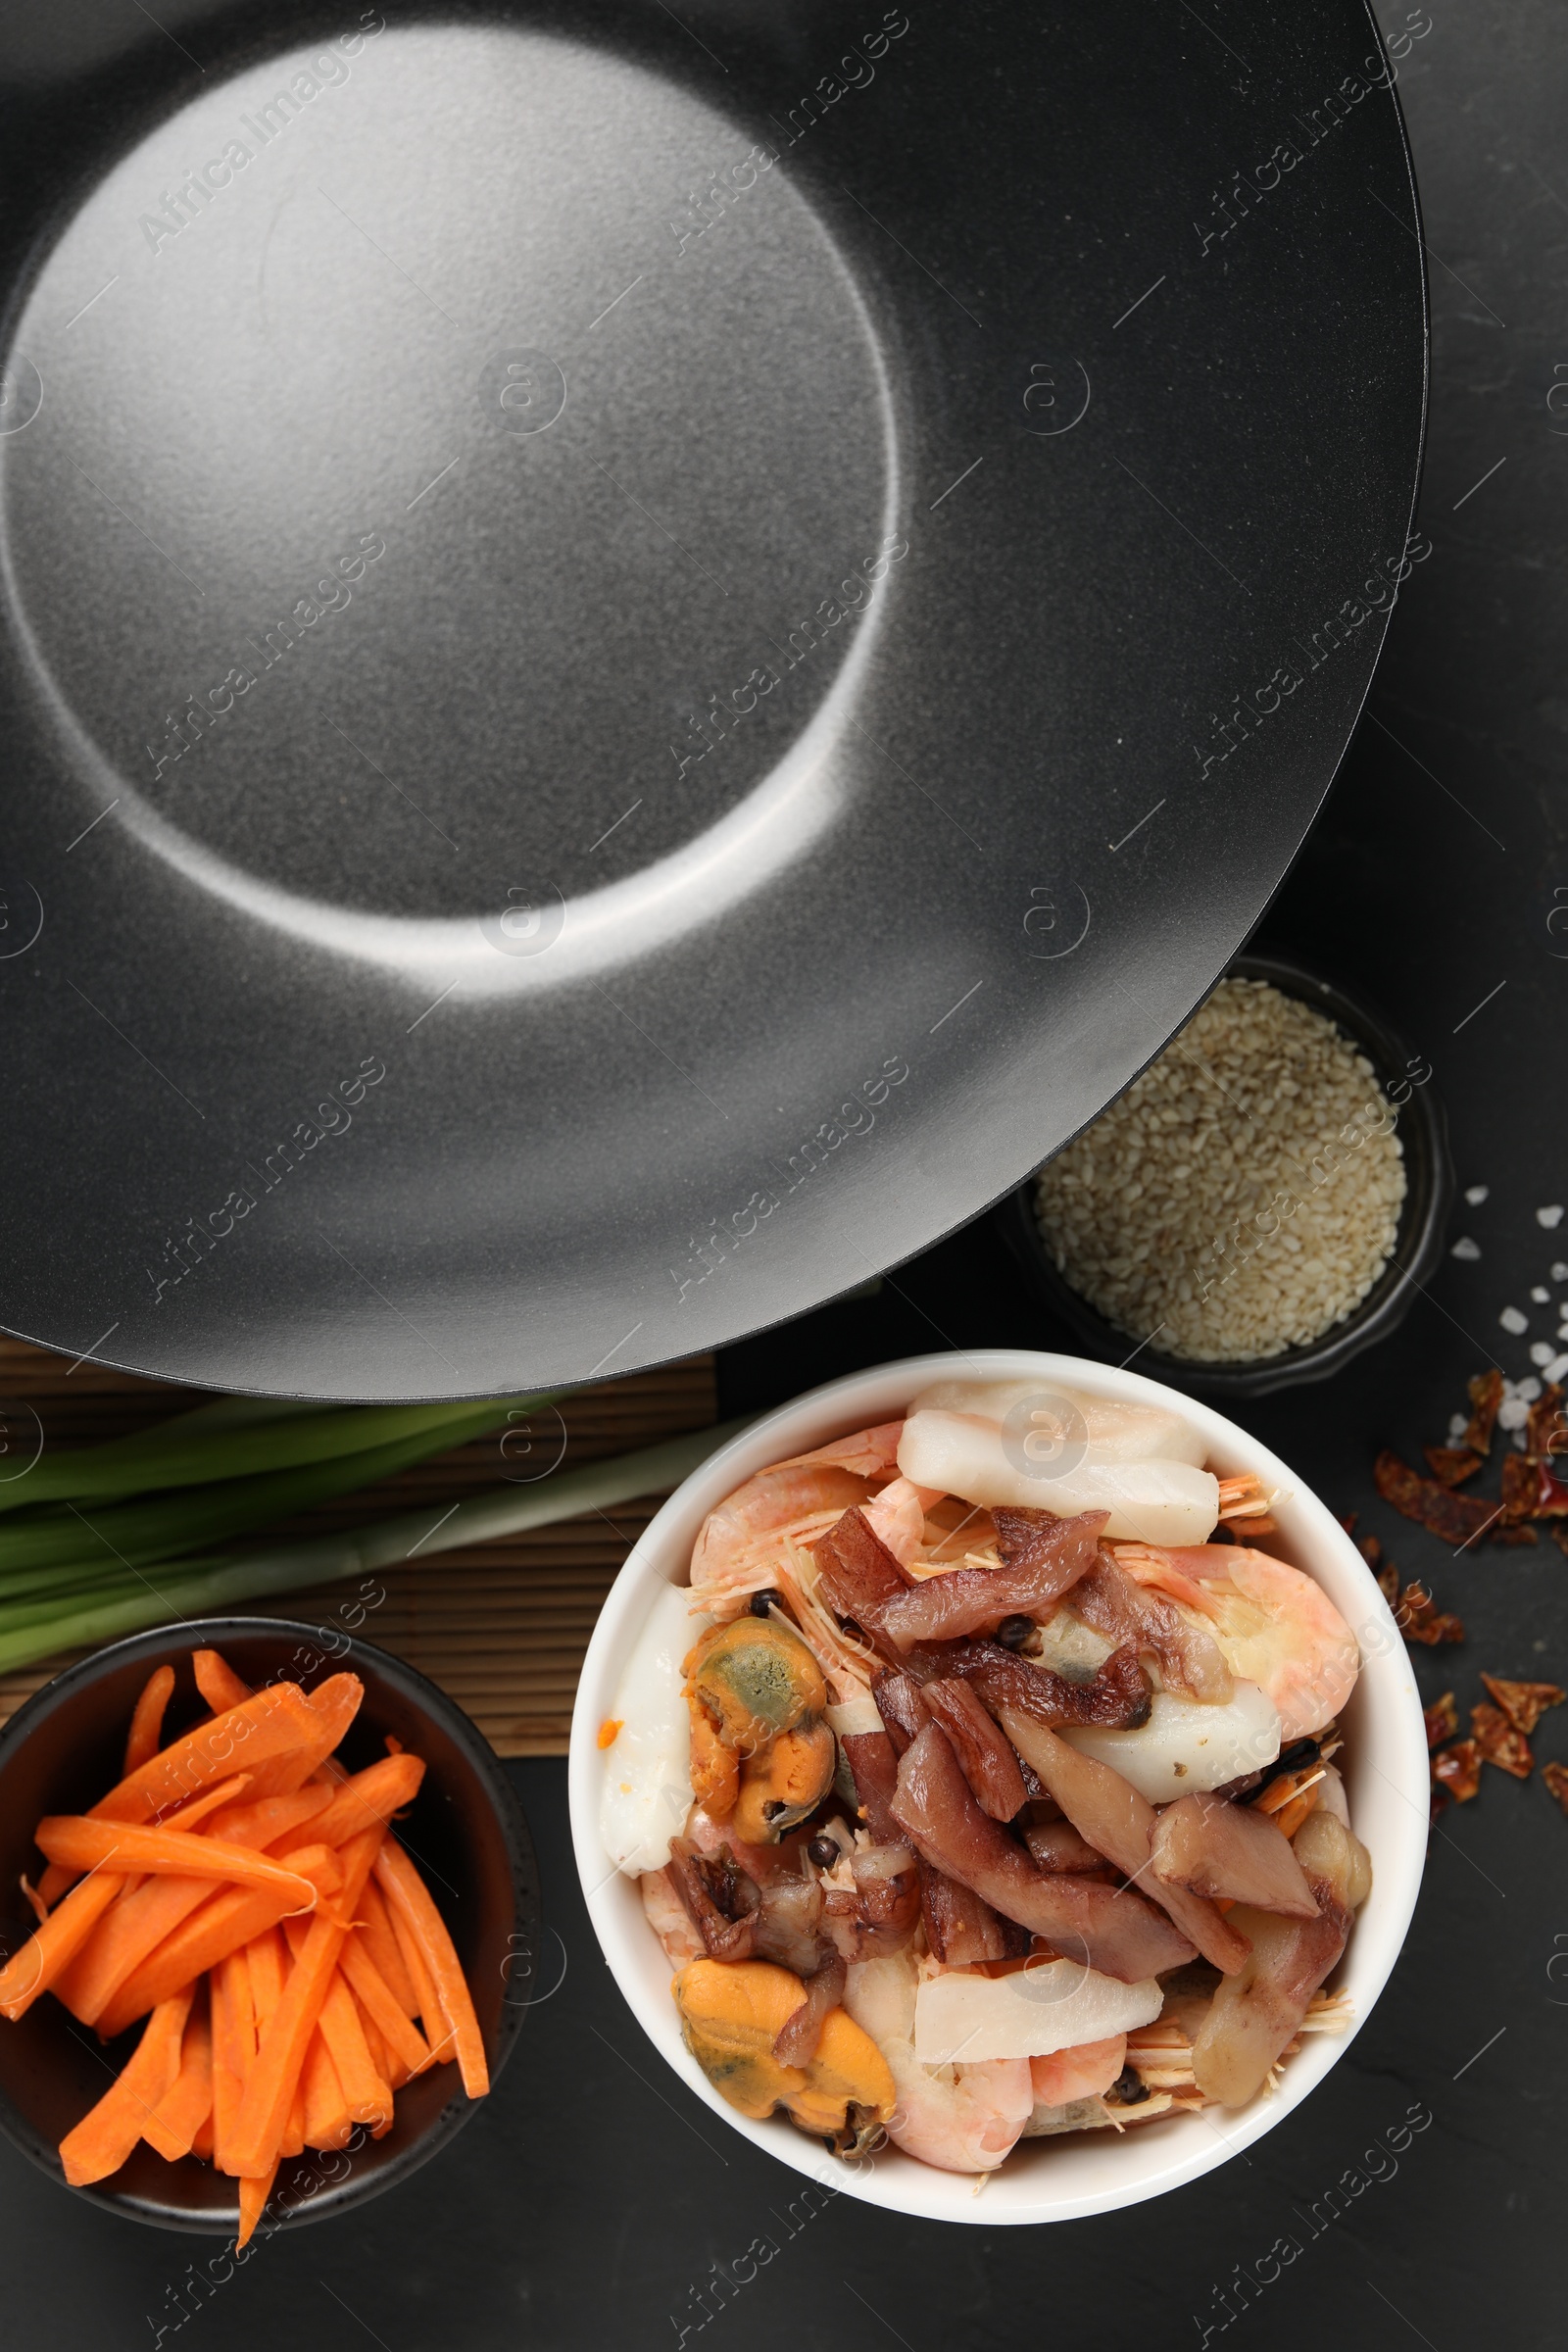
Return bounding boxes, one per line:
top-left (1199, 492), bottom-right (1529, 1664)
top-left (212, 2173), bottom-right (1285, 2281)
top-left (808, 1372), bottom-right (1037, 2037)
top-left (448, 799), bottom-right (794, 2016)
top-left (0, 1395), bottom-right (553, 1514)
top-left (0, 1421), bottom-right (746, 1674)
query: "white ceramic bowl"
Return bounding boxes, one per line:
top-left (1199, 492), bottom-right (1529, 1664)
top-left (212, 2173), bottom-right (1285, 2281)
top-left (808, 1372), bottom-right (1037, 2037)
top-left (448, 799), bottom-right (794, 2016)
top-left (567, 1349), bottom-right (1428, 2225)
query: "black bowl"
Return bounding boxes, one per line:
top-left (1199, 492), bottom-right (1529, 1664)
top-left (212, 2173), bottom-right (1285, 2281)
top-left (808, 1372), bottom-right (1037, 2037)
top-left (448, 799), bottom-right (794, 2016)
top-left (0, 1618), bottom-right (540, 2233)
top-left (998, 953), bottom-right (1454, 1399)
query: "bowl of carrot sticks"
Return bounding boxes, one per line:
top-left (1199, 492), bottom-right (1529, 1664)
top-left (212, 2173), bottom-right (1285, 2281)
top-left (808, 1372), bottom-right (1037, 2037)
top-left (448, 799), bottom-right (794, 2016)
top-left (0, 1617), bottom-right (539, 2234)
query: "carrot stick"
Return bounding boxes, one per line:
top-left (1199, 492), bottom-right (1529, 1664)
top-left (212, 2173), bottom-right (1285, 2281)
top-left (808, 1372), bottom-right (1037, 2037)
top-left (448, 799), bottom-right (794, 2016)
top-left (0, 1867), bottom-right (124, 2021)
top-left (356, 1878), bottom-right (418, 2015)
top-left (224, 1826), bottom-right (383, 2179)
top-left (95, 1845), bottom-right (342, 2040)
top-left (288, 1936), bottom-right (392, 2130)
top-left (123, 1665), bottom-right (175, 1777)
top-left (191, 2109), bottom-right (215, 2163)
top-left (35, 1683), bottom-right (318, 1906)
top-left (374, 1841), bottom-right (488, 2098)
top-left (211, 1947), bottom-right (255, 2175)
top-left (36, 1817), bottom-right (319, 1907)
top-left (59, 1986), bottom-right (193, 2185)
top-left (142, 1995), bottom-right (213, 2161)
top-left (63, 1784), bottom-right (320, 2029)
top-left (246, 1925), bottom-right (286, 2036)
top-left (192, 1649), bottom-right (250, 1714)
top-left (307, 1752), bottom-right (424, 1849)
top-left (338, 1932), bottom-right (434, 2078)
top-left (301, 2028), bottom-right (352, 2151)
top-left (281, 2076), bottom-right (308, 2160)
top-left (356, 2001), bottom-right (401, 2092)
top-left (385, 1898), bottom-right (453, 2064)
top-left (236, 2159), bottom-right (276, 2251)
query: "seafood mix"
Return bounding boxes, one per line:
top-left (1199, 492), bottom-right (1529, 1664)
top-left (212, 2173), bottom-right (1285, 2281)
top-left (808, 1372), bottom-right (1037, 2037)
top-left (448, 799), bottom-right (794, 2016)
top-left (598, 1379), bottom-right (1370, 2178)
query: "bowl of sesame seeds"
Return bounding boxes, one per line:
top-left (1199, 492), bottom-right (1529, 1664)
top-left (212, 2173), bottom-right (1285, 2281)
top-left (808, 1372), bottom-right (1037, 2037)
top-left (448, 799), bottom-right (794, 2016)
top-left (1001, 955), bottom-right (1453, 1398)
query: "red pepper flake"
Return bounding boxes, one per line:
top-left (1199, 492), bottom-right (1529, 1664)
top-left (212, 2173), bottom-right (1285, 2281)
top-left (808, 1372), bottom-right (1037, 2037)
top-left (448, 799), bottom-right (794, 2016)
top-left (1359, 1534), bottom-right (1384, 1570)
top-left (1479, 1674), bottom-right (1565, 1738)
top-left (1432, 1740), bottom-right (1481, 1803)
top-left (1423, 1692), bottom-right (1458, 1749)
top-left (1374, 1449), bottom-right (1498, 1547)
top-left (1464, 1368), bottom-right (1503, 1455)
top-left (1470, 1700), bottom-right (1534, 1780)
top-left (1526, 1382), bottom-right (1568, 1458)
top-left (1388, 1577), bottom-right (1465, 1646)
top-left (1423, 1446), bottom-right (1484, 1488)
top-left (1543, 1761), bottom-right (1568, 1817)
top-left (1500, 1450), bottom-right (1568, 1523)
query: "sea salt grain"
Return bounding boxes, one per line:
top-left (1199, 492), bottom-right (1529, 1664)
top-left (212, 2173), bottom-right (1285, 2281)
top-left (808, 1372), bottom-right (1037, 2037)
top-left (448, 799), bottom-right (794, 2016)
top-left (1465, 1185), bottom-right (1490, 1205)
top-left (1450, 1238), bottom-right (1482, 1261)
top-left (1530, 1341), bottom-right (1557, 1367)
top-left (1500, 1306), bottom-right (1530, 1335)
top-left (1539, 1205), bottom-right (1565, 1229)
top-left (1548, 1352), bottom-right (1568, 1384)
top-left (1033, 977), bottom-right (1405, 1363)
top-left (1553, 1262), bottom-right (1568, 1283)
top-left (1533, 1286), bottom-right (1552, 1303)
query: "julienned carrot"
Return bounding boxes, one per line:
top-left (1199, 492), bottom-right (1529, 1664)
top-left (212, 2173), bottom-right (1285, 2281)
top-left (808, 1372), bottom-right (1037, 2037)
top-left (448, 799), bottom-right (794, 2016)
top-left (307, 1751), bottom-right (424, 1849)
top-left (142, 1997), bottom-right (213, 2162)
top-left (211, 1947), bottom-right (255, 2175)
top-left (224, 1827), bottom-right (383, 2179)
top-left (375, 1842), bottom-right (489, 2098)
top-left (48, 1772), bottom-right (248, 2021)
top-left (59, 1987), bottom-right (193, 2186)
top-left (338, 1933), bottom-right (434, 2079)
top-left (61, 1784), bottom-right (321, 2028)
top-left (356, 2002), bottom-right (401, 2095)
top-left (34, 1684), bottom-right (318, 1906)
top-left (123, 1665), bottom-right (175, 1776)
top-left (191, 2110), bottom-right (215, 2162)
top-left (282, 1925), bottom-right (391, 2130)
top-left (95, 1845), bottom-right (343, 2040)
top-left (301, 2028), bottom-right (351, 2151)
top-left (246, 1925), bottom-right (286, 2036)
top-left (247, 1673), bottom-right (365, 1802)
top-left (356, 1878), bottom-right (418, 2016)
top-left (35, 1817), bottom-right (319, 1908)
top-left (192, 1648), bottom-right (250, 1714)
top-left (385, 1898), bottom-right (454, 2066)
top-left (236, 2160), bottom-right (276, 2252)
top-left (0, 1868), bottom-right (124, 2021)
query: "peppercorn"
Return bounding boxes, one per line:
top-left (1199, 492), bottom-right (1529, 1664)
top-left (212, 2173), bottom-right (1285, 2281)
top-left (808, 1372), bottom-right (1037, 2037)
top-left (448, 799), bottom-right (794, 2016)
top-left (807, 1833), bottom-right (840, 1870)
top-left (996, 1614), bottom-right (1034, 1651)
top-left (751, 1588), bottom-right (785, 1618)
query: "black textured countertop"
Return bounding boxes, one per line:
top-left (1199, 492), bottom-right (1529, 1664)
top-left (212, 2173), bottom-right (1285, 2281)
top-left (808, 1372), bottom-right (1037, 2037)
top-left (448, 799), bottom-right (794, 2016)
top-left (3, 3), bottom-right (1561, 2345)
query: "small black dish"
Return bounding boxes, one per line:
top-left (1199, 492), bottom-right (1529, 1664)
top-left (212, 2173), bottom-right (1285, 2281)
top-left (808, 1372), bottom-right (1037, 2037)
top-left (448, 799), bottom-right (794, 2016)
top-left (998, 953), bottom-right (1454, 1400)
top-left (0, 1618), bottom-right (540, 2234)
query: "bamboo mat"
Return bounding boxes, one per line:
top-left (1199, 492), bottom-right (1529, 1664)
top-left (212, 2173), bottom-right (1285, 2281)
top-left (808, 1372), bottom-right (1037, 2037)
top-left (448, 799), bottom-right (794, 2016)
top-left (0, 1339), bottom-right (717, 1755)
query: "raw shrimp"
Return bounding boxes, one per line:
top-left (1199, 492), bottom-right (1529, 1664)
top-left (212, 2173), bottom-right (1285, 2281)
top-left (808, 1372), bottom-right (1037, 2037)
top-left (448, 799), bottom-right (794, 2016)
top-left (842, 1950), bottom-right (1033, 2174)
top-left (1114, 1544), bottom-right (1358, 1743)
top-left (641, 1868), bottom-right (706, 1967)
top-left (689, 1425), bottom-right (905, 1601)
top-left (1029, 2034), bottom-right (1126, 2108)
top-left (862, 1478), bottom-right (943, 1566)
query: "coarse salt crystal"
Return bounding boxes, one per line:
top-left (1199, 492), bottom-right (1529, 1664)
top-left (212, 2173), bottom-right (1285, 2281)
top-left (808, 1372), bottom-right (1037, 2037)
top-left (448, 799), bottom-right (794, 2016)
top-left (1498, 1396), bottom-right (1530, 1431)
top-left (1553, 1262), bottom-right (1568, 1283)
top-left (1539, 1205), bottom-right (1565, 1229)
top-left (1547, 1352), bottom-right (1568, 1384)
top-left (1499, 1305), bottom-right (1529, 1335)
top-left (1447, 1413), bottom-right (1470, 1443)
top-left (1465, 1184), bottom-right (1490, 1205)
top-left (1450, 1238), bottom-right (1482, 1261)
top-left (1518, 1376), bottom-right (1543, 1402)
top-left (1533, 1286), bottom-right (1552, 1303)
top-left (1530, 1341), bottom-right (1557, 1367)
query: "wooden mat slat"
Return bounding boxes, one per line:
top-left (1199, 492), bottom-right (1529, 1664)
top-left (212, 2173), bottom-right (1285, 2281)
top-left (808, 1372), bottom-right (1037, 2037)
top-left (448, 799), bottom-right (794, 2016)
top-left (0, 1346), bottom-right (714, 1756)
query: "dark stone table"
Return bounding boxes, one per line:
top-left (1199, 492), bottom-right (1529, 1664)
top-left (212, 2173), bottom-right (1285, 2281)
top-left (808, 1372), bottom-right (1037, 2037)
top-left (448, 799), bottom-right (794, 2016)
top-left (2, 2), bottom-right (1558, 2345)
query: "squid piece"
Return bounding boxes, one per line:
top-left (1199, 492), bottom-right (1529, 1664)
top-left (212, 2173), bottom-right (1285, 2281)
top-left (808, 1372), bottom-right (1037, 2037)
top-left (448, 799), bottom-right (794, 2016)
top-left (897, 1410), bottom-right (1220, 1545)
top-left (1000, 1713), bottom-right (1250, 1976)
top-left (1069, 1555), bottom-right (1233, 1704)
top-left (921, 1680), bottom-right (1028, 1820)
top-left (1150, 1792), bottom-right (1319, 1919)
top-left (922, 1636), bottom-right (1152, 1733)
top-left (912, 1959), bottom-right (1161, 2065)
top-left (874, 1510), bottom-right (1105, 1650)
top-left (891, 1724), bottom-right (1196, 1984)
top-left (819, 1844), bottom-right (921, 1964)
top-left (842, 1949), bottom-right (1034, 2176)
top-left (907, 1380), bottom-right (1207, 1466)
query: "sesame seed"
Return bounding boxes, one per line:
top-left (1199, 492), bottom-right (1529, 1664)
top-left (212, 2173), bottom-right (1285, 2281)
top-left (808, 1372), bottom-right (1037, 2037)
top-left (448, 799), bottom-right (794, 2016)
top-left (1033, 978), bottom-right (1406, 1363)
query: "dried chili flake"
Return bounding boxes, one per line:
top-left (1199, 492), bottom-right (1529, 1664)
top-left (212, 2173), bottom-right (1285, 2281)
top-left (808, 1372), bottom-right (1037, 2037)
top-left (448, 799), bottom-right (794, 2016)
top-left (1359, 1534), bottom-right (1384, 1569)
top-left (1470, 1701), bottom-right (1534, 1780)
top-left (1394, 1580), bottom-right (1465, 1646)
top-left (1429, 1785), bottom-right (1448, 1826)
top-left (1374, 1450), bottom-right (1497, 1547)
top-left (1479, 1674), bottom-right (1565, 1738)
top-left (1423, 1692), bottom-right (1459, 1749)
top-left (1464, 1368), bottom-right (1503, 1455)
top-left (1501, 1450), bottom-right (1568, 1523)
top-left (1423, 1446), bottom-right (1484, 1488)
top-left (1543, 1761), bottom-right (1568, 1818)
top-left (1431, 1740), bottom-right (1481, 1803)
top-left (1526, 1383), bottom-right (1568, 1458)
